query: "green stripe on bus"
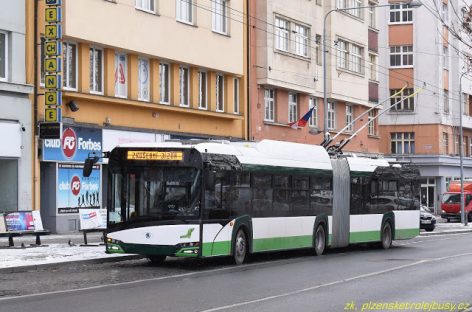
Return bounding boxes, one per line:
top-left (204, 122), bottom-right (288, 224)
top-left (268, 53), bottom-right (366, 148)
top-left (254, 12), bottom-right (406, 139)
top-left (395, 228), bottom-right (420, 240)
top-left (252, 235), bottom-right (313, 252)
top-left (202, 241), bottom-right (231, 257)
top-left (349, 231), bottom-right (381, 243)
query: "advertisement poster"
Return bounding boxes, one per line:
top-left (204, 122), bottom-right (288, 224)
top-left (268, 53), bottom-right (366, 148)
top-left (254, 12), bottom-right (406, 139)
top-left (42, 126), bottom-right (102, 162)
top-left (5, 212), bottom-right (35, 231)
top-left (79, 209), bottom-right (107, 230)
top-left (0, 214), bottom-right (6, 232)
top-left (57, 164), bottom-right (101, 214)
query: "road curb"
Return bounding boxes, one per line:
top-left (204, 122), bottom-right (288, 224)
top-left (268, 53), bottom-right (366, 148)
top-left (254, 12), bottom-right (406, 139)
top-left (0, 255), bottom-right (145, 274)
top-left (420, 229), bottom-right (472, 236)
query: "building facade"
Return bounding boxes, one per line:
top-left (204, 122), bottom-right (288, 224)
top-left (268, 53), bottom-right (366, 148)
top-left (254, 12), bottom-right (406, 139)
top-left (378, 0), bottom-right (472, 213)
top-left (0, 0), bottom-right (34, 214)
top-left (27, 0), bottom-right (248, 232)
top-left (249, 0), bottom-right (381, 154)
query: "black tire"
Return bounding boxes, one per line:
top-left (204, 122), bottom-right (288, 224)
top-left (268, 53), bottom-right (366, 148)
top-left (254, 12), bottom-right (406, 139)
top-left (314, 224), bottom-right (326, 256)
top-left (148, 255), bottom-right (166, 265)
top-left (233, 229), bottom-right (248, 265)
top-left (446, 218), bottom-right (450, 223)
top-left (425, 226), bottom-right (435, 232)
top-left (380, 221), bottom-right (393, 249)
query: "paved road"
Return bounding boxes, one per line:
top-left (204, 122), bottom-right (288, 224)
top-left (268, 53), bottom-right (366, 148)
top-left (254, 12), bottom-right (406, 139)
top-left (1, 233), bottom-right (471, 312)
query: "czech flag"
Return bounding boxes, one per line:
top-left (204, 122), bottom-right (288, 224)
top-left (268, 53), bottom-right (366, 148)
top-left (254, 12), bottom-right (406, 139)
top-left (288, 107), bottom-right (314, 129)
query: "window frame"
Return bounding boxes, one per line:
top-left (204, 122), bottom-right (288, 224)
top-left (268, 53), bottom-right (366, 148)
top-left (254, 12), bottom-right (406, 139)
top-left (443, 89), bottom-right (449, 114)
top-left (390, 132), bottom-right (415, 154)
top-left (264, 89), bottom-right (275, 122)
top-left (368, 110), bottom-right (377, 136)
top-left (345, 104), bottom-right (353, 132)
top-left (309, 97), bottom-right (318, 127)
top-left (389, 45), bottom-right (413, 68)
top-left (275, 16), bottom-right (289, 52)
top-left (198, 70), bottom-right (208, 110)
top-left (389, 88), bottom-right (415, 112)
top-left (288, 92), bottom-right (298, 123)
top-left (368, 1), bottom-right (377, 29)
top-left (327, 101), bottom-right (336, 130)
top-left (389, 4), bottom-right (413, 24)
top-left (233, 77), bottom-right (240, 114)
top-left (114, 52), bottom-right (128, 98)
top-left (63, 41), bottom-right (78, 91)
top-left (176, 0), bottom-right (194, 25)
top-left (294, 23), bottom-right (309, 58)
top-left (179, 65), bottom-right (190, 107)
top-left (369, 53), bottom-right (377, 81)
top-left (89, 46), bottom-right (104, 95)
top-left (0, 31), bottom-right (7, 81)
top-left (135, 0), bottom-right (156, 14)
top-left (159, 62), bottom-right (170, 104)
top-left (337, 38), bottom-right (364, 75)
top-left (212, 0), bottom-right (229, 35)
top-left (137, 57), bottom-right (150, 102)
top-left (216, 73), bottom-right (225, 112)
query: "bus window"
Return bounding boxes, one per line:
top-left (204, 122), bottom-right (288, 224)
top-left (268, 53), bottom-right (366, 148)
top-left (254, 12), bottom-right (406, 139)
top-left (292, 176), bottom-right (310, 215)
top-left (310, 176), bottom-right (333, 215)
top-left (252, 173), bottom-right (272, 217)
top-left (273, 175), bottom-right (290, 217)
top-left (204, 171), bottom-right (230, 220)
top-left (229, 172), bottom-right (251, 217)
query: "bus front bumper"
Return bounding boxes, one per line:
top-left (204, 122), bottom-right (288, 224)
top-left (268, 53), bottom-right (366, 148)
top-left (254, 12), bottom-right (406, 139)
top-left (106, 239), bottom-right (199, 257)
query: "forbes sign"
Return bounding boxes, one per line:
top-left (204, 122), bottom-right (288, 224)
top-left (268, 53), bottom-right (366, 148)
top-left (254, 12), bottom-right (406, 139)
top-left (43, 126), bottom-right (102, 162)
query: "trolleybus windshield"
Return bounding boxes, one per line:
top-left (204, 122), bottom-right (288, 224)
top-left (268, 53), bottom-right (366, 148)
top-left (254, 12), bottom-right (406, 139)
top-left (109, 167), bottom-right (201, 224)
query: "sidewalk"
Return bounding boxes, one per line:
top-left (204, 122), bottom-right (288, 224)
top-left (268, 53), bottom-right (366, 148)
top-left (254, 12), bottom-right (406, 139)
top-left (1, 222), bottom-right (471, 271)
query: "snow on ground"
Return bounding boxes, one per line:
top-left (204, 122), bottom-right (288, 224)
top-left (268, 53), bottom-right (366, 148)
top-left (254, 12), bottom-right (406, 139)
top-left (0, 244), bottom-right (127, 269)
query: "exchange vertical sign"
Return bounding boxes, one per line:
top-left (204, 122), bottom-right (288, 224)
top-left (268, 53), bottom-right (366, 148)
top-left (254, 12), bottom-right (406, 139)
top-left (41, 0), bottom-right (63, 139)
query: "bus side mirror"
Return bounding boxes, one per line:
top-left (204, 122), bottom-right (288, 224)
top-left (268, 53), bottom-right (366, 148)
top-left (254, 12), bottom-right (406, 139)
top-left (83, 156), bottom-right (99, 177)
top-left (205, 171), bottom-right (215, 190)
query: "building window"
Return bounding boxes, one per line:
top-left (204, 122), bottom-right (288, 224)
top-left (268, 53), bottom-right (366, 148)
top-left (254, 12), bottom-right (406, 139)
top-left (264, 89), bottom-right (275, 122)
top-left (212, 0), bottom-right (228, 34)
top-left (233, 78), bottom-right (240, 114)
top-left (114, 52), bottom-right (128, 98)
top-left (176, 0), bottom-right (193, 24)
top-left (442, 3), bottom-right (448, 23)
top-left (368, 1), bottom-right (376, 28)
top-left (345, 104), bottom-right (353, 132)
top-left (391, 132), bottom-right (415, 154)
top-left (40, 36), bottom-right (45, 85)
top-left (89, 47), bottom-right (103, 94)
top-left (368, 110), bottom-right (377, 136)
top-left (275, 17), bottom-right (289, 52)
top-left (389, 4), bottom-right (413, 23)
top-left (159, 63), bottom-right (170, 104)
top-left (135, 0), bottom-right (155, 13)
top-left (316, 34), bottom-right (322, 65)
top-left (337, 39), bottom-right (364, 74)
top-left (390, 45), bottom-right (413, 67)
top-left (0, 31), bottom-right (6, 81)
top-left (390, 88), bottom-right (414, 111)
top-left (309, 97), bottom-right (318, 127)
top-left (328, 102), bottom-right (336, 130)
top-left (294, 24), bottom-right (309, 57)
top-left (216, 74), bottom-right (224, 112)
top-left (369, 54), bottom-right (377, 81)
top-left (443, 90), bottom-right (449, 114)
top-left (63, 42), bottom-right (77, 90)
top-left (443, 132), bottom-right (449, 154)
top-left (288, 93), bottom-right (298, 123)
top-left (138, 58), bottom-right (150, 101)
top-left (179, 66), bottom-right (189, 107)
top-left (198, 71), bottom-right (207, 109)
top-left (337, 0), bottom-right (362, 18)
top-left (443, 46), bottom-right (448, 69)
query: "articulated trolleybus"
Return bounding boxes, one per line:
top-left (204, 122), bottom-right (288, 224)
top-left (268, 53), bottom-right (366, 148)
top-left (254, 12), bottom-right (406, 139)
top-left (91, 140), bottom-right (420, 265)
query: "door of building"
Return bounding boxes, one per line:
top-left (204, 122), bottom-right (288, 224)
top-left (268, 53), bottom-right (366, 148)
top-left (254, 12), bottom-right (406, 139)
top-left (420, 178), bottom-right (436, 213)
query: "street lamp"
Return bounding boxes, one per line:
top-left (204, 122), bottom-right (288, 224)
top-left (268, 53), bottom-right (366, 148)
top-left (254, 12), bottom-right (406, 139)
top-left (322, 0), bottom-right (422, 140)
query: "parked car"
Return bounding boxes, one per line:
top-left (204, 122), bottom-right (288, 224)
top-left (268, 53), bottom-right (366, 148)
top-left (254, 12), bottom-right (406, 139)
top-left (420, 206), bottom-right (436, 232)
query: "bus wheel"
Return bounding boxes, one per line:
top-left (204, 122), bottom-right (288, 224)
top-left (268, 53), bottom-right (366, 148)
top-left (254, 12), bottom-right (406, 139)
top-left (233, 229), bottom-right (248, 265)
top-left (314, 224), bottom-right (326, 256)
top-left (380, 221), bottom-right (393, 249)
top-left (148, 255), bottom-right (166, 266)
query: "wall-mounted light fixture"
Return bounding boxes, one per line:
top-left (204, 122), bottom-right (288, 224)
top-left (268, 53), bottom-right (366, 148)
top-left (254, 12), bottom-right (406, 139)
top-left (67, 101), bottom-right (79, 112)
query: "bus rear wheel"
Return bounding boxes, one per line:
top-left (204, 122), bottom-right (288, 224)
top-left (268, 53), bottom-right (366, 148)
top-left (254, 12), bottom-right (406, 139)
top-left (233, 229), bottom-right (248, 265)
top-left (314, 224), bottom-right (326, 256)
top-left (380, 221), bottom-right (393, 249)
top-left (148, 255), bottom-right (166, 266)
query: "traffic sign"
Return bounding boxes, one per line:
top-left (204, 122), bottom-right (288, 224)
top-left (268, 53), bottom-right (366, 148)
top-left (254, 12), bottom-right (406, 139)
top-left (39, 122), bottom-right (62, 140)
top-left (45, 7), bottom-right (62, 23)
top-left (45, 91), bottom-right (62, 106)
top-left (45, 24), bottom-right (62, 39)
top-left (46, 0), bottom-right (62, 5)
top-left (45, 40), bottom-right (62, 56)
top-left (45, 74), bottom-right (62, 89)
top-left (45, 58), bottom-right (61, 73)
top-left (45, 107), bottom-right (62, 122)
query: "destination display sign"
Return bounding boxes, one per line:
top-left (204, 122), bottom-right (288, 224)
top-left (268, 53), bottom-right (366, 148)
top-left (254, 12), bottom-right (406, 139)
top-left (127, 151), bottom-right (183, 161)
